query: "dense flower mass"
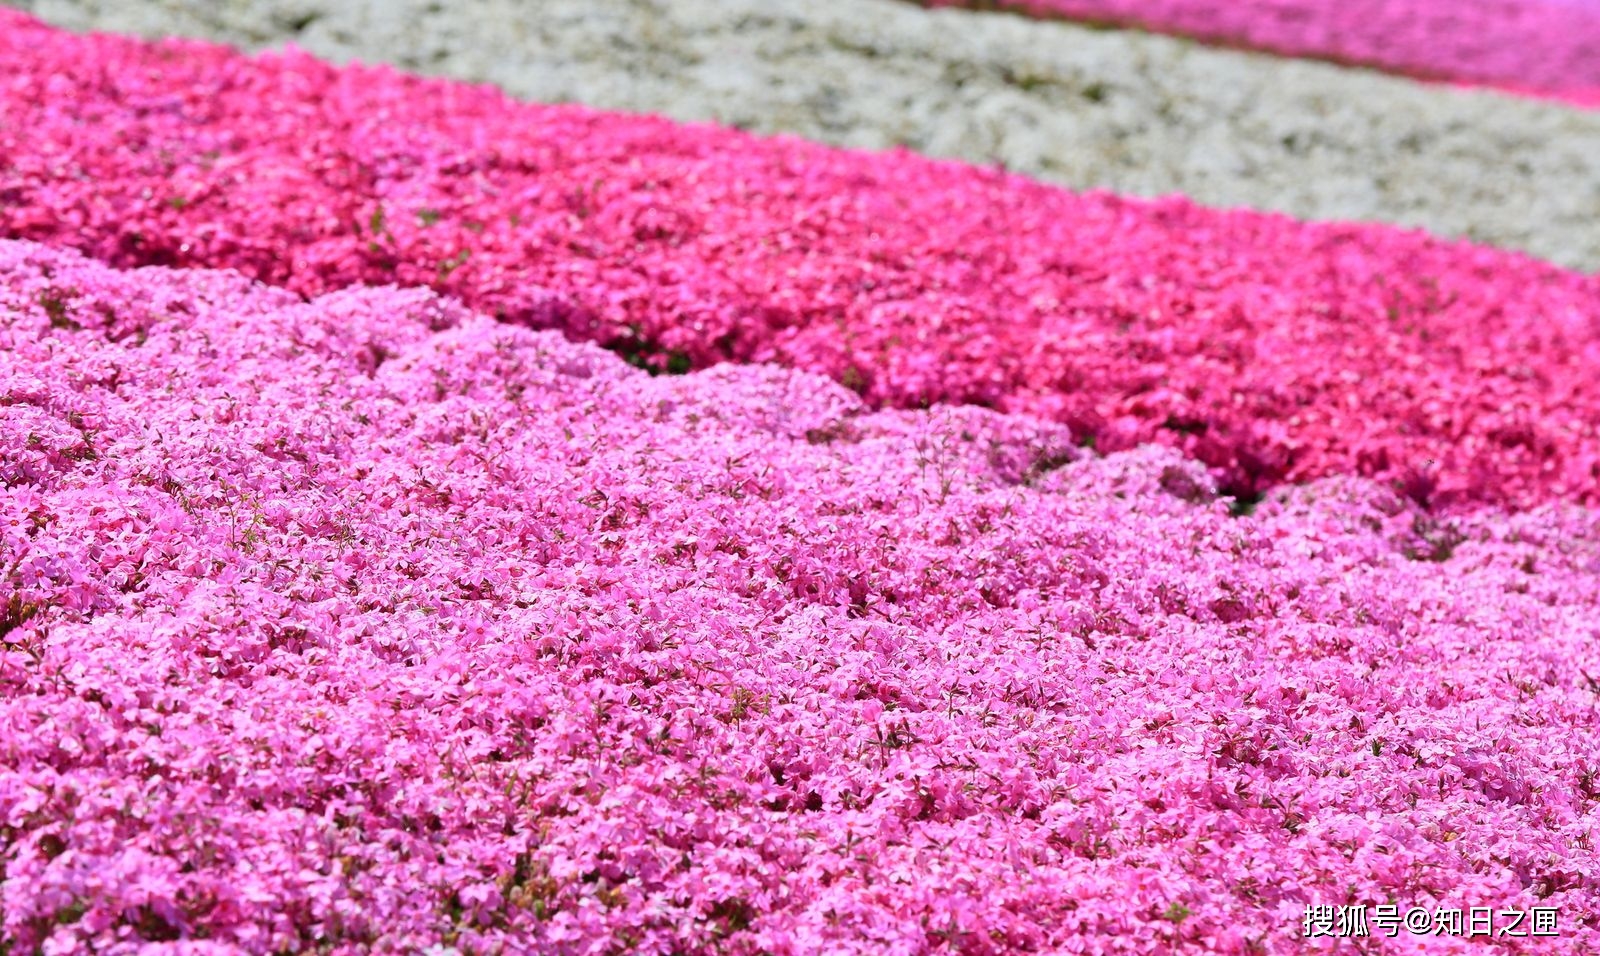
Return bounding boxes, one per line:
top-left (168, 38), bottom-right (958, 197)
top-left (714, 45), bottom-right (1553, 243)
top-left (921, 0), bottom-right (1600, 105)
top-left (18, 0), bottom-right (1600, 275)
top-left (3, 240), bottom-right (1599, 953)
top-left (3, 10), bottom-right (1600, 511)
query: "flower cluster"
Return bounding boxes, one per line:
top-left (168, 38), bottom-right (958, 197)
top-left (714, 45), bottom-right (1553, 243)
top-left (920, 0), bottom-right (1600, 105)
top-left (3, 10), bottom-right (1599, 510)
top-left (3, 240), bottom-right (1598, 953)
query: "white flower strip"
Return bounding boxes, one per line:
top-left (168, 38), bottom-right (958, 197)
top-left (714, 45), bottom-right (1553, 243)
top-left (11, 0), bottom-right (1600, 272)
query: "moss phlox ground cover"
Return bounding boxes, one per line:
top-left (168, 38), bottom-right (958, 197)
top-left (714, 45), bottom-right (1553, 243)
top-left (922, 0), bottom-right (1600, 105)
top-left (3, 241), bottom-right (1599, 952)
top-left (3, 10), bottom-right (1599, 511)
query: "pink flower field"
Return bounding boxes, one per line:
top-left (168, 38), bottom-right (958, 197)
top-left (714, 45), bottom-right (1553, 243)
top-left (921, 0), bottom-right (1600, 106)
top-left (1, 6), bottom-right (1598, 954)
top-left (2, 11), bottom-right (1599, 512)
top-left (4, 240), bottom-right (1599, 953)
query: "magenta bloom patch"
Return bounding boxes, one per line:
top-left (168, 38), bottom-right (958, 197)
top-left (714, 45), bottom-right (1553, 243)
top-left (920, 0), bottom-right (1600, 106)
top-left (2, 240), bottom-right (1599, 952)
top-left (1, 11), bottom-right (1598, 511)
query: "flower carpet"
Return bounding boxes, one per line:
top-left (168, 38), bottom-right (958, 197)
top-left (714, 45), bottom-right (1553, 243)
top-left (5, 240), bottom-right (1599, 953)
top-left (0, 5), bottom-right (1597, 954)
top-left (2, 11), bottom-right (1599, 511)
top-left (16, 0), bottom-right (1600, 273)
top-left (922, 0), bottom-right (1600, 106)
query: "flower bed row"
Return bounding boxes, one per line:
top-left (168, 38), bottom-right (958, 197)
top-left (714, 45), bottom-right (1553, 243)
top-left (4, 240), bottom-right (1599, 952)
top-left (23, 0), bottom-right (1600, 275)
top-left (3, 11), bottom-right (1599, 510)
top-left (920, 0), bottom-right (1600, 105)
